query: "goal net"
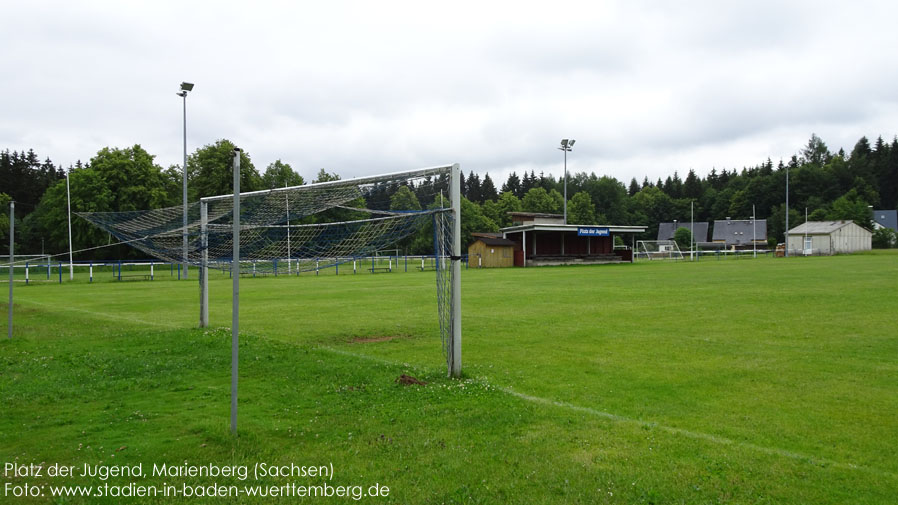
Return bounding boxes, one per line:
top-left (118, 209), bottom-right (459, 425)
top-left (635, 240), bottom-right (684, 261)
top-left (78, 164), bottom-right (462, 376)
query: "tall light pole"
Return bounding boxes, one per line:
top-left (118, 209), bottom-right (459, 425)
top-left (690, 200), bottom-right (694, 261)
top-left (558, 139), bottom-right (575, 224)
top-left (785, 164), bottom-right (789, 257)
top-left (177, 81), bottom-right (194, 278)
top-left (673, 219), bottom-right (678, 259)
top-left (752, 204), bottom-right (756, 258)
top-left (66, 168), bottom-right (73, 280)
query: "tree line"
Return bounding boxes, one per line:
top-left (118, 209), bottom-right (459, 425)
top-left (454, 133), bottom-right (897, 248)
top-left (2, 133), bottom-right (897, 259)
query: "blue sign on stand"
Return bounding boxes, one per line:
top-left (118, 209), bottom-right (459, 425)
top-left (577, 227), bottom-right (610, 237)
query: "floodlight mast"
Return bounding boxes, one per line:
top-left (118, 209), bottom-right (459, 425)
top-left (785, 164), bottom-right (789, 257)
top-left (558, 139), bottom-right (575, 224)
top-left (66, 168), bottom-right (74, 280)
top-left (753, 204), bottom-right (757, 258)
top-left (178, 82), bottom-right (194, 279)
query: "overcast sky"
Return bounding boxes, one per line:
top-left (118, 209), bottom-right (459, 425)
top-left (3, 1), bottom-right (897, 186)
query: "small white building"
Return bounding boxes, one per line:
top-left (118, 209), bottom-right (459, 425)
top-left (787, 220), bottom-right (872, 255)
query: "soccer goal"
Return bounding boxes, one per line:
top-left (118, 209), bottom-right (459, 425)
top-left (79, 164), bottom-right (462, 373)
top-left (635, 240), bottom-right (684, 261)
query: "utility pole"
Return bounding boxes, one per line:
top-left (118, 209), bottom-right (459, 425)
top-left (558, 139), bottom-right (575, 224)
top-left (785, 164), bottom-right (789, 257)
top-left (66, 169), bottom-right (74, 280)
top-left (752, 204), bottom-right (756, 258)
top-left (177, 82), bottom-right (194, 278)
top-left (690, 200), bottom-right (694, 261)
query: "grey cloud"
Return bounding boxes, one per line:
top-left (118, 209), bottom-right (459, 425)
top-left (2, 0), bottom-right (897, 187)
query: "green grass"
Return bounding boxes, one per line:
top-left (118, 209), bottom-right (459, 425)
top-left (2, 252), bottom-right (897, 503)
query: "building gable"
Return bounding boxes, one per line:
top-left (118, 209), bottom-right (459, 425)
top-left (712, 219), bottom-right (767, 246)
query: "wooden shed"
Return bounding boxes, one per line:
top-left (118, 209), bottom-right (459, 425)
top-left (787, 220), bottom-right (872, 255)
top-left (468, 234), bottom-right (515, 268)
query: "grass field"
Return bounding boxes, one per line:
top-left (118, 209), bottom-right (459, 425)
top-left (2, 252), bottom-right (897, 503)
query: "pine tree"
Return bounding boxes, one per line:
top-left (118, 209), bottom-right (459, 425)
top-left (502, 172), bottom-right (521, 198)
top-left (481, 173), bottom-right (498, 201)
top-left (885, 137), bottom-right (898, 208)
top-left (706, 168), bottom-right (718, 189)
top-left (415, 175), bottom-right (434, 206)
top-left (760, 158), bottom-right (773, 176)
top-left (671, 171), bottom-right (683, 199)
top-left (801, 134), bottom-right (830, 166)
top-left (683, 169), bottom-right (702, 199)
top-left (718, 169), bottom-right (730, 187)
top-left (521, 171), bottom-right (534, 195)
top-left (663, 176), bottom-right (674, 197)
top-left (466, 172), bottom-right (482, 203)
top-left (628, 178), bottom-right (640, 196)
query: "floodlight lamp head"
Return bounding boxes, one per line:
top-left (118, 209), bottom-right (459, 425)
top-left (569, 139), bottom-right (576, 147)
top-left (180, 82), bottom-right (194, 92)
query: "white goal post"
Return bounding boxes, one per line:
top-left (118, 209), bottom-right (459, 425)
top-left (635, 240), bottom-right (684, 261)
top-left (74, 160), bottom-right (464, 437)
top-left (198, 161), bottom-right (463, 376)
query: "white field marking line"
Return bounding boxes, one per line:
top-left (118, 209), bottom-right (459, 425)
top-left (17, 298), bottom-right (180, 329)
top-left (318, 344), bottom-right (897, 480)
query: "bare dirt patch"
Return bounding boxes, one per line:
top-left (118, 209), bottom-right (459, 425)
top-left (351, 335), bottom-right (403, 344)
top-left (395, 374), bottom-right (427, 386)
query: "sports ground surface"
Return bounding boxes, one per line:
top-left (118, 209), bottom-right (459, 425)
top-left (2, 251), bottom-right (897, 504)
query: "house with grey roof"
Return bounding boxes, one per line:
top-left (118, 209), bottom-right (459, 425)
top-left (712, 219), bottom-right (767, 249)
top-left (872, 209), bottom-right (897, 233)
top-left (787, 220), bottom-right (871, 255)
top-left (657, 222), bottom-right (709, 243)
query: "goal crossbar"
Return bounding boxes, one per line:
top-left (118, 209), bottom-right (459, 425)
top-left (200, 164), bottom-right (454, 203)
